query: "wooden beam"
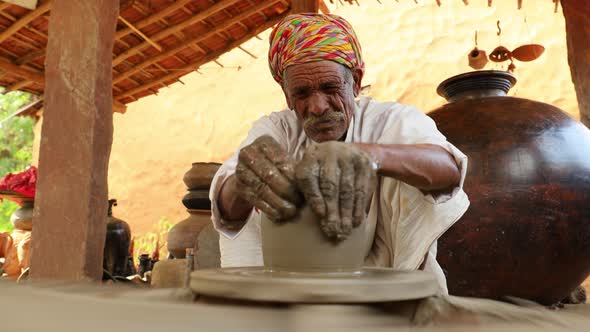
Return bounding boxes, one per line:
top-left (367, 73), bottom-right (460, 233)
top-left (114, 0), bottom-right (192, 40)
top-left (0, 2), bottom-right (13, 11)
top-left (562, 0), bottom-right (590, 127)
top-left (118, 15), bottom-right (162, 51)
top-left (113, 100), bottom-right (127, 113)
top-left (0, 57), bottom-right (44, 83)
top-left (116, 11), bottom-right (290, 101)
top-left (319, 0), bottom-right (330, 14)
top-left (30, 0), bottom-right (118, 281)
top-left (113, 0), bottom-right (282, 84)
top-left (291, 0), bottom-right (320, 13)
top-left (0, 1), bottom-right (51, 45)
top-left (6, 79), bottom-right (30, 92)
top-left (113, 0), bottom-right (241, 66)
top-left (15, 48), bottom-right (45, 65)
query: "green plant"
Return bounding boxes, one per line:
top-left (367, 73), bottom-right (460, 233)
top-left (0, 89), bottom-right (34, 232)
top-left (132, 217), bottom-right (174, 263)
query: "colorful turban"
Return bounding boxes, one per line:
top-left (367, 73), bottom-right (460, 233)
top-left (268, 13), bottom-right (364, 85)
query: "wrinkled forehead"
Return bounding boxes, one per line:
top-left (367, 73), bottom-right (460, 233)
top-left (283, 61), bottom-right (351, 88)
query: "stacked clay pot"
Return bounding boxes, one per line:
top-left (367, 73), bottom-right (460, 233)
top-left (430, 70), bottom-right (590, 305)
top-left (167, 163), bottom-right (221, 259)
top-left (3, 200), bottom-right (33, 278)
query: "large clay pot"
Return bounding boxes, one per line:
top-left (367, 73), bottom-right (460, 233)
top-left (167, 210), bottom-right (211, 258)
top-left (183, 162), bottom-right (221, 190)
top-left (10, 201), bottom-right (33, 231)
top-left (261, 204), bottom-right (374, 272)
top-left (430, 70), bottom-right (590, 305)
top-left (103, 199), bottom-right (133, 277)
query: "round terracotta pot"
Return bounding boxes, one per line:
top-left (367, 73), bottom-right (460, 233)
top-left (261, 205), bottom-right (374, 272)
top-left (167, 210), bottom-right (211, 258)
top-left (183, 162), bottom-right (221, 190)
top-left (10, 201), bottom-right (33, 231)
top-left (430, 70), bottom-right (590, 305)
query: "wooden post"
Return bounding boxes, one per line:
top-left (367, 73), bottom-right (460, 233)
top-left (30, 0), bottom-right (119, 281)
top-left (292, 0), bottom-right (320, 13)
top-left (562, 0), bottom-right (590, 127)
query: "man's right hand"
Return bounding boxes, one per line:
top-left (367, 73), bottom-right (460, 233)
top-left (235, 135), bottom-right (303, 221)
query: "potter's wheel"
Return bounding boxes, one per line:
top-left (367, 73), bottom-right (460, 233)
top-left (190, 267), bottom-right (438, 303)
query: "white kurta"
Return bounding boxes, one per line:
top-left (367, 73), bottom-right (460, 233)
top-left (209, 96), bottom-right (470, 293)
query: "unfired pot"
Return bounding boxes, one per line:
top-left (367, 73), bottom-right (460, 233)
top-left (430, 70), bottom-right (590, 305)
top-left (167, 209), bottom-right (211, 258)
top-left (261, 205), bottom-right (374, 272)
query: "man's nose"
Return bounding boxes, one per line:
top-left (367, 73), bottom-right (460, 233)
top-left (307, 93), bottom-right (330, 116)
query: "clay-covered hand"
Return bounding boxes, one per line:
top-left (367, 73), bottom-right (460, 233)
top-left (295, 142), bottom-right (378, 240)
top-left (235, 135), bottom-right (303, 221)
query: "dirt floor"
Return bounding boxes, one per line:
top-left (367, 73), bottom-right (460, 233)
top-left (2, 280), bottom-right (590, 332)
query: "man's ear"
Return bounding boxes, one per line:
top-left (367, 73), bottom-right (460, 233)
top-left (352, 68), bottom-right (363, 97)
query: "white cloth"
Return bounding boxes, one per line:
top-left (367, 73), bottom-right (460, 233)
top-left (209, 97), bottom-right (470, 293)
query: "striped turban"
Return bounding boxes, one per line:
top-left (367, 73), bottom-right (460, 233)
top-left (268, 13), bottom-right (364, 85)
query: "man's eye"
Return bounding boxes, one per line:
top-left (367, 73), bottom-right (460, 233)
top-left (322, 85), bottom-right (341, 93)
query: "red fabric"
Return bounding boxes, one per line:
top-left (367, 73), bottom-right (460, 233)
top-left (0, 166), bottom-right (37, 198)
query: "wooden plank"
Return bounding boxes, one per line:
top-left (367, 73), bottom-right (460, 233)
top-left (0, 0), bottom-right (51, 44)
top-left (113, 0), bottom-right (283, 84)
top-left (562, 0), bottom-right (590, 127)
top-left (291, 0), bottom-right (319, 13)
top-left (115, 0), bottom-right (192, 40)
top-left (118, 15), bottom-right (162, 51)
top-left (319, 0), bottom-right (330, 14)
top-left (15, 48), bottom-right (45, 65)
top-left (116, 11), bottom-right (290, 101)
top-left (30, 0), bottom-right (118, 281)
top-left (112, 0), bottom-right (241, 66)
top-left (0, 57), bottom-right (44, 83)
top-left (5, 79), bottom-right (30, 91)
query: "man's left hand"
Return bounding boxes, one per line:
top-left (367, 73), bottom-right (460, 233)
top-left (295, 142), bottom-right (378, 241)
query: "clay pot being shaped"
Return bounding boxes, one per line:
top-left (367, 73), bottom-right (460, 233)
top-left (261, 204), bottom-right (374, 272)
top-left (103, 199), bottom-right (133, 277)
top-left (430, 70), bottom-right (590, 305)
top-left (183, 162), bottom-right (221, 190)
top-left (167, 210), bottom-right (211, 258)
top-left (10, 201), bottom-right (33, 231)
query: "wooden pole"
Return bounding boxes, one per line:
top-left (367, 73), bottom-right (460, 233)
top-left (30, 0), bottom-right (119, 281)
top-left (291, 0), bottom-right (320, 13)
top-left (562, 0), bottom-right (590, 127)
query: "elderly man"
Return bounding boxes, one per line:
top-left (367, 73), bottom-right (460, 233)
top-left (209, 13), bottom-right (469, 293)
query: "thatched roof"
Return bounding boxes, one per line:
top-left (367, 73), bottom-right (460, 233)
top-left (0, 0), bottom-right (292, 112)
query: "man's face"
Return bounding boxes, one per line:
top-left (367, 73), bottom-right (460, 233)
top-left (282, 61), bottom-right (361, 143)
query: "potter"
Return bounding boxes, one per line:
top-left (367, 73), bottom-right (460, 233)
top-left (210, 14), bottom-right (469, 293)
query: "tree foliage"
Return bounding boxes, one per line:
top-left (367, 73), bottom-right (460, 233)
top-left (0, 89), bottom-right (34, 232)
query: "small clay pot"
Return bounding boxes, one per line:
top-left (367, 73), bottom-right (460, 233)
top-left (10, 201), bottom-right (33, 231)
top-left (181, 190), bottom-right (211, 210)
top-left (261, 205), bottom-right (373, 272)
top-left (183, 162), bottom-right (221, 190)
top-left (167, 210), bottom-right (211, 258)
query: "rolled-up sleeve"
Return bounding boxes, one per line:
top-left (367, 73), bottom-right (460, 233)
top-left (209, 114), bottom-right (290, 239)
top-left (376, 106), bottom-right (468, 204)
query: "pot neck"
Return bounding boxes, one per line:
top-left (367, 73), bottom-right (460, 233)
top-left (437, 70), bottom-right (517, 103)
